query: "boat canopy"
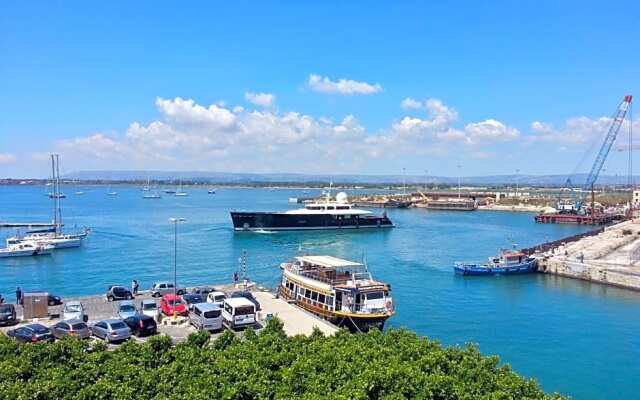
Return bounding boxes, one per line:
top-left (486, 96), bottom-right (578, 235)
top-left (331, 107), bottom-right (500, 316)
top-left (295, 256), bottom-right (363, 269)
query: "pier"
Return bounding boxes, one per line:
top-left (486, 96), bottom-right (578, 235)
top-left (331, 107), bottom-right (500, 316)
top-left (530, 220), bottom-right (640, 291)
top-left (0, 283), bottom-right (337, 345)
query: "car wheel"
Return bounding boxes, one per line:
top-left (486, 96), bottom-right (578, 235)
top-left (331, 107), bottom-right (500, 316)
top-left (103, 335), bottom-right (109, 343)
top-left (127, 294), bottom-right (133, 300)
top-left (107, 296), bottom-right (112, 302)
top-left (152, 292), bottom-right (159, 298)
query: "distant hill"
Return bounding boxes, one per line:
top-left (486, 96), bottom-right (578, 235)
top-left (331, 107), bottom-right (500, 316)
top-left (62, 170), bottom-right (638, 187)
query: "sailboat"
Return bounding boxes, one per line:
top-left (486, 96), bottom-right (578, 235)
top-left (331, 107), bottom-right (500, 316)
top-left (107, 179), bottom-right (118, 196)
top-left (9, 154), bottom-right (90, 249)
top-left (175, 179), bottom-right (188, 197)
top-left (207, 187), bottom-right (216, 194)
top-left (143, 177), bottom-right (162, 199)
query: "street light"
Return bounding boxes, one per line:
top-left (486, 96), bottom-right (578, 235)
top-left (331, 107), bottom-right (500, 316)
top-left (169, 217), bottom-right (186, 318)
top-left (456, 164), bottom-right (462, 199)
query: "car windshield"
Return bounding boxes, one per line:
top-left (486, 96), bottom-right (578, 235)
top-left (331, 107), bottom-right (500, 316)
top-left (120, 305), bottom-right (135, 312)
top-left (142, 303), bottom-right (156, 310)
top-left (110, 322), bottom-right (127, 329)
top-left (71, 323), bottom-right (86, 330)
top-left (203, 310), bottom-right (221, 318)
top-left (65, 305), bottom-right (82, 312)
top-left (235, 305), bottom-right (255, 315)
top-left (31, 325), bottom-right (49, 334)
top-left (0, 305), bottom-right (12, 313)
top-left (168, 299), bottom-right (184, 306)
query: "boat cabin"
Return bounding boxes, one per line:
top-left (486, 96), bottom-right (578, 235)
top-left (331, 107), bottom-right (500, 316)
top-left (280, 255), bottom-right (392, 316)
top-left (491, 250), bottom-right (528, 266)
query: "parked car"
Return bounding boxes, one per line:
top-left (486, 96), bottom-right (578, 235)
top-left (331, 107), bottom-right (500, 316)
top-left (191, 286), bottom-right (215, 296)
top-left (106, 285), bottom-right (133, 301)
top-left (159, 294), bottom-right (187, 316)
top-left (52, 319), bottom-right (91, 339)
top-left (206, 291), bottom-right (227, 307)
top-left (18, 293), bottom-right (62, 306)
top-left (181, 293), bottom-right (205, 310)
top-left (140, 299), bottom-right (159, 319)
top-left (6, 323), bottom-right (54, 343)
top-left (150, 282), bottom-right (185, 297)
top-left (222, 298), bottom-right (256, 330)
top-left (117, 300), bottom-right (138, 319)
top-left (47, 294), bottom-right (63, 306)
top-left (63, 301), bottom-right (87, 322)
top-left (230, 291), bottom-right (261, 311)
top-left (0, 304), bottom-right (17, 326)
top-left (189, 303), bottom-right (222, 331)
top-left (91, 319), bottom-right (131, 343)
top-left (123, 314), bottom-right (157, 337)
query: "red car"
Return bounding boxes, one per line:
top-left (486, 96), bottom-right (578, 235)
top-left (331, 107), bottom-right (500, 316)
top-left (159, 294), bottom-right (187, 316)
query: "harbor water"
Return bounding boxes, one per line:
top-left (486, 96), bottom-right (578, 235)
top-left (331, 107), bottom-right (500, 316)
top-left (1, 185), bottom-right (639, 399)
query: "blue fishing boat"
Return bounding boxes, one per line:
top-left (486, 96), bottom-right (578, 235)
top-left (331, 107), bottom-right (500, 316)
top-left (454, 250), bottom-right (537, 275)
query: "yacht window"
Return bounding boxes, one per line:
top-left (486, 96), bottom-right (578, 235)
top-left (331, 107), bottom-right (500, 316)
top-left (318, 294), bottom-right (326, 304)
top-left (305, 289), bottom-right (311, 298)
top-left (366, 292), bottom-right (383, 300)
top-left (327, 296), bottom-right (333, 306)
top-left (336, 206), bottom-right (350, 210)
top-left (311, 292), bottom-right (318, 301)
top-left (327, 206), bottom-right (335, 210)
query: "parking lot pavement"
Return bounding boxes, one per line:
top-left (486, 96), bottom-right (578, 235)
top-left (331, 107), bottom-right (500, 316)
top-left (0, 283), bottom-right (337, 345)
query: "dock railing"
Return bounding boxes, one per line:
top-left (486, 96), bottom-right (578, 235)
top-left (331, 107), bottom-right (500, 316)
top-left (520, 227), bottom-right (605, 256)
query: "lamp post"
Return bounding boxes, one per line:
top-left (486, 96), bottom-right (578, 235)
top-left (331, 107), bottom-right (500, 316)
top-left (456, 164), bottom-right (462, 199)
top-left (169, 217), bottom-right (185, 318)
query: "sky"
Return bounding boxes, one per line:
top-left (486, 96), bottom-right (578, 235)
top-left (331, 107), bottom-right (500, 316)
top-left (1, 1), bottom-right (639, 178)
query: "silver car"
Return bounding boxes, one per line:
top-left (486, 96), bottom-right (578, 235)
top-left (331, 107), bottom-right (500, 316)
top-left (140, 299), bottom-right (159, 319)
top-left (91, 319), bottom-right (131, 343)
top-left (63, 301), bottom-right (87, 322)
top-left (150, 281), bottom-right (186, 297)
top-left (52, 319), bottom-right (91, 339)
top-left (117, 300), bottom-right (138, 319)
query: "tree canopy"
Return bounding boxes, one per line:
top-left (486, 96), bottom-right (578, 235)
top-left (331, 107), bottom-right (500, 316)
top-left (0, 319), bottom-right (563, 400)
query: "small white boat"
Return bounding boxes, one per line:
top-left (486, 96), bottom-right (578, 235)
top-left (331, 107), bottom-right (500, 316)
top-left (107, 192), bottom-right (118, 196)
top-left (75, 191), bottom-right (84, 195)
top-left (0, 242), bottom-right (54, 258)
top-left (143, 193), bottom-right (161, 199)
top-left (208, 188), bottom-right (216, 194)
top-left (8, 228), bottom-right (90, 249)
top-left (175, 192), bottom-right (188, 197)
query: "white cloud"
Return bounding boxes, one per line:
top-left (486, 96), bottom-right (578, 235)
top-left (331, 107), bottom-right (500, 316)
top-left (525, 116), bottom-right (636, 145)
top-left (51, 96), bottom-right (523, 173)
top-left (401, 97), bottom-right (422, 110)
top-left (307, 74), bottom-right (382, 95)
top-left (244, 92), bottom-right (276, 107)
top-left (464, 119), bottom-right (520, 144)
top-left (0, 153), bottom-right (17, 165)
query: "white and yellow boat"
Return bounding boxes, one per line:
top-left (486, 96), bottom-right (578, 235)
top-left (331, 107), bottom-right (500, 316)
top-left (278, 255), bottom-right (394, 332)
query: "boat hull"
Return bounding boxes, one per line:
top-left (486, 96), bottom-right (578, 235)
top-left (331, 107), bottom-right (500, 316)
top-left (454, 259), bottom-right (538, 275)
top-left (231, 212), bottom-right (393, 231)
top-left (0, 247), bottom-right (53, 258)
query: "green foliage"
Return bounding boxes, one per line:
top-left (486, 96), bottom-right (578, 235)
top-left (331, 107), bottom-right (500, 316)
top-left (0, 321), bottom-right (564, 400)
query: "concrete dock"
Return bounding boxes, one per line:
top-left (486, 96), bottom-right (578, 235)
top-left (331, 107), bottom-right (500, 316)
top-left (0, 283), bottom-right (337, 345)
top-left (536, 219), bottom-right (640, 291)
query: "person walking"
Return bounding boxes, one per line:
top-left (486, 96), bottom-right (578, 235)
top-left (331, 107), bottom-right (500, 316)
top-left (131, 280), bottom-right (139, 296)
top-left (15, 287), bottom-right (22, 305)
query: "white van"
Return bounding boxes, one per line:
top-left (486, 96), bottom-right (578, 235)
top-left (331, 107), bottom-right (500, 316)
top-left (206, 291), bottom-right (226, 307)
top-left (189, 303), bottom-right (223, 331)
top-left (222, 298), bottom-right (256, 330)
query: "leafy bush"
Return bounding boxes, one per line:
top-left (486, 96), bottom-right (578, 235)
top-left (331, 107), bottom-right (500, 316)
top-left (0, 319), bottom-right (564, 399)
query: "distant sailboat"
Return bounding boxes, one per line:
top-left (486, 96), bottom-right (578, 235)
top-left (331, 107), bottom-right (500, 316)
top-left (143, 178), bottom-right (162, 199)
top-left (175, 179), bottom-right (188, 197)
top-left (142, 176), bottom-right (151, 191)
top-left (208, 188), bottom-right (216, 194)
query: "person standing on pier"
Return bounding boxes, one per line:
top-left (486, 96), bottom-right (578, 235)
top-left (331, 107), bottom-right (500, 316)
top-left (15, 287), bottom-right (21, 305)
top-left (132, 280), bottom-right (139, 296)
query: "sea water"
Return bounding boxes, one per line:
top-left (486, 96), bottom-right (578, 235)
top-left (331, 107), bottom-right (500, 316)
top-left (1, 185), bottom-right (639, 399)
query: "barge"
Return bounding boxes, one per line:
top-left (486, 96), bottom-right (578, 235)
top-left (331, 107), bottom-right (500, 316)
top-left (278, 255), bottom-right (394, 332)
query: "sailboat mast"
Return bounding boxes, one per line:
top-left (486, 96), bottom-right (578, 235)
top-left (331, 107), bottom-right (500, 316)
top-left (51, 154), bottom-right (57, 233)
top-left (55, 154), bottom-right (62, 236)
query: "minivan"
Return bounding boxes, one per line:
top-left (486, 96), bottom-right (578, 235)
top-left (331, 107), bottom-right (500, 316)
top-left (206, 291), bottom-right (226, 307)
top-left (189, 303), bottom-right (222, 331)
top-left (222, 298), bottom-right (256, 330)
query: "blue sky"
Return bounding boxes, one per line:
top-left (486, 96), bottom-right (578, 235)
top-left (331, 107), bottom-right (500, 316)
top-left (1, 1), bottom-right (639, 178)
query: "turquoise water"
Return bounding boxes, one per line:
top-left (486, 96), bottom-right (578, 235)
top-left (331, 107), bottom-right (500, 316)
top-left (1, 185), bottom-right (639, 399)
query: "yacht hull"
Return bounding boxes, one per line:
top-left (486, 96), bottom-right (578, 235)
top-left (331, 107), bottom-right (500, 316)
top-left (231, 212), bottom-right (393, 231)
top-left (454, 259), bottom-right (537, 275)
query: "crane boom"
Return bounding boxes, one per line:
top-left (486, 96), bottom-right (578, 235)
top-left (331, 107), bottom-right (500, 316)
top-left (583, 95), bottom-right (632, 191)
